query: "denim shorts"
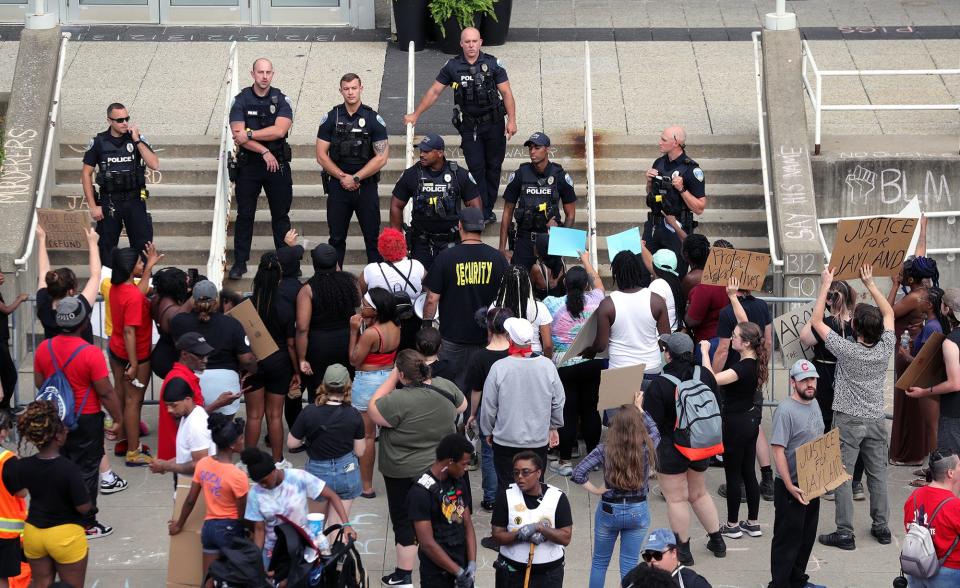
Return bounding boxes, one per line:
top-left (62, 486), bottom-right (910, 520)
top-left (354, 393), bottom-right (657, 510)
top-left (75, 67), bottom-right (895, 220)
top-left (306, 453), bottom-right (361, 500)
top-left (351, 369), bottom-right (392, 412)
top-left (200, 519), bottom-right (243, 554)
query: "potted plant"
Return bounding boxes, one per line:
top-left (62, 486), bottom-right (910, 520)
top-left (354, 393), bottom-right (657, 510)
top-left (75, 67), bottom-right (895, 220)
top-left (429, 0), bottom-right (497, 54)
top-left (393, 0), bottom-right (431, 52)
top-left (479, 0), bottom-right (511, 46)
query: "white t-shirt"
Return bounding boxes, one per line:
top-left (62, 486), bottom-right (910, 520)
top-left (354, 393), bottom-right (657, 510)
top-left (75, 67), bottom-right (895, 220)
top-left (491, 299), bottom-right (553, 354)
top-left (649, 279), bottom-right (678, 331)
top-left (176, 405), bottom-right (217, 465)
top-left (362, 259), bottom-right (425, 298)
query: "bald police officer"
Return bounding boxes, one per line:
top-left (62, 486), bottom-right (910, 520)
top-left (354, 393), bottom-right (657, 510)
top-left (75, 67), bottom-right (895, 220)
top-left (643, 126), bottom-right (707, 283)
top-left (498, 132), bottom-right (577, 270)
top-left (316, 73), bottom-right (389, 267)
top-left (403, 27), bottom-right (517, 226)
top-left (228, 58), bottom-right (294, 280)
top-left (390, 134), bottom-right (481, 272)
top-left (82, 102), bottom-right (160, 263)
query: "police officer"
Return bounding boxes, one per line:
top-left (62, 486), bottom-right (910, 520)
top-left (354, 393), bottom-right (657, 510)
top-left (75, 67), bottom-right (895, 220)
top-left (643, 126), bottom-right (707, 283)
top-left (228, 58), bottom-right (293, 280)
top-left (316, 73), bottom-right (389, 268)
top-left (403, 26), bottom-right (517, 226)
top-left (390, 134), bottom-right (481, 272)
top-left (498, 132), bottom-right (576, 270)
top-left (81, 102), bottom-right (160, 263)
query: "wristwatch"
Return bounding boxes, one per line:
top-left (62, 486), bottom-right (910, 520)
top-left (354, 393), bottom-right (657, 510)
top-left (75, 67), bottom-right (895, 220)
top-left (246, 128), bottom-right (254, 140)
top-left (353, 175), bottom-right (361, 184)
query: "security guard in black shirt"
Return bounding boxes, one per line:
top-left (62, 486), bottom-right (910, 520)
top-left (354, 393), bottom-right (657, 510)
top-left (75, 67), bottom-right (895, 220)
top-left (404, 27), bottom-right (517, 226)
top-left (81, 102), bottom-right (160, 264)
top-left (228, 58), bottom-right (294, 280)
top-left (643, 126), bottom-right (707, 283)
top-left (390, 134), bottom-right (481, 272)
top-left (498, 132), bottom-right (577, 270)
top-left (316, 73), bottom-right (389, 268)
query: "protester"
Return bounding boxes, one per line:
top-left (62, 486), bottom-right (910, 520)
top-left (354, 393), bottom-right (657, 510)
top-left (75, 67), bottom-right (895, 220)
top-left (288, 364), bottom-right (364, 527)
top-left (407, 434), bottom-right (477, 588)
top-left (679, 233), bottom-right (708, 299)
top-left (276, 231), bottom-right (306, 429)
top-left (643, 332), bottom-right (726, 564)
top-left (150, 268), bottom-right (192, 380)
top-left (769, 360), bottom-right (826, 588)
top-left (168, 414), bottom-right (248, 583)
top-left (641, 244), bottom-right (684, 331)
top-left (682, 235), bottom-right (728, 349)
top-left (35, 225), bottom-right (99, 345)
top-left (572, 402), bottom-right (659, 588)
top-left (492, 264), bottom-right (553, 357)
top-left (367, 350), bottom-right (466, 588)
top-left (0, 410), bottom-right (27, 587)
top-left (636, 528), bottom-right (713, 588)
top-left (902, 449), bottom-right (960, 587)
top-left (359, 227), bottom-right (425, 351)
top-left (149, 374), bottom-right (216, 477)
top-left (415, 327), bottom-right (460, 385)
top-left (530, 234), bottom-right (566, 301)
top-left (491, 451), bottom-right (572, 587)
top-left (815, 265), bottom-right (896, 550)
top-left (0, 278), bottom-right (26, 410)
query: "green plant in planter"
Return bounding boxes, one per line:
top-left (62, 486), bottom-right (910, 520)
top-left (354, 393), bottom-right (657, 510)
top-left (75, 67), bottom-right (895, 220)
top-left (429, 0), bottom-right (497, 37)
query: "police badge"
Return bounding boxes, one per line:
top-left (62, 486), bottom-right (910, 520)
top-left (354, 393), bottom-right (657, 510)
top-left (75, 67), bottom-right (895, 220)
top-left (270, 104), bottom-right (276, 114)
top-left (126, 143), bottom-right (134, 153)
top-left (482, 63), bottom-right (488, 72)
top-left (444, 173), bottom-right (452, 182)
top-left (359, 118), bottom-right (366, 128)
top-left (547, 176), bottom-right (554, 185)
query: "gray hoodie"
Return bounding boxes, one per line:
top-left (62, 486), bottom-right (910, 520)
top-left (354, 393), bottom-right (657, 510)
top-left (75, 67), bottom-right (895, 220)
top-left (479, 354), bottom-right (565, 448)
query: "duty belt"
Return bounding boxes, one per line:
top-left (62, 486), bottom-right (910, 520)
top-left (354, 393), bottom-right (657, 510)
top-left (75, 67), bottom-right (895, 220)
top-left (416, 229), bottom-right (457, 243)
top-left (101, 190), bottom-right (139, 202)
top-left (461, 109), bottom-right (502, 127)
top-left (516, 230), bottom-right (546, 242)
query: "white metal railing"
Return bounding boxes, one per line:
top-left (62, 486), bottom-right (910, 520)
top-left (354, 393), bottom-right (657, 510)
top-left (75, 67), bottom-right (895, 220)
top-left (801, 40), bottom-right (960, 155)
top-left (583, 41), bottom-right (598, 268)
top-left (207, 41), bottom-right (239, 288)
top-left (403, 40), bottom-right (414, 225)
top-left (14, 32), bottom-right (71, 271)
top-left (752, 31), bottom-right (783, 268)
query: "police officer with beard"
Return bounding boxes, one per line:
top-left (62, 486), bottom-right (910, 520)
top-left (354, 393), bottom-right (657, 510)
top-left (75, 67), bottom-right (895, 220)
top-left (643, 126), bottom-right (707, 284)
top-left (404, 27), bottom-right (517, 226)
top-left (228, 58), bottom-right (293, 280)
top-left (82, 102), bottom-right (160, 263)
top-left (316, 73), bottom-right (390, 268)
top-left (498, 133), bottom-right (576, 270)
top-left (390, 134), bottom-right (481, 272)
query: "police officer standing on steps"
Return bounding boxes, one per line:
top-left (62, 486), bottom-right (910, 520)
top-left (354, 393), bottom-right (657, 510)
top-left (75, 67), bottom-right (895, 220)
top-left (228, 57), bottom-right (294, 281)
top-left (316, 73), bottom-right (390, 268)
top-left (390, 133), bottom-right (481, 272)
top-left (643, 126), bottom-right (707, 284)
top-left (82, 102), bottom-right (160, 264)
top-left (498, 132), bottom-right (577, 270)
top-left (404, 26), bottom-right (517, 226)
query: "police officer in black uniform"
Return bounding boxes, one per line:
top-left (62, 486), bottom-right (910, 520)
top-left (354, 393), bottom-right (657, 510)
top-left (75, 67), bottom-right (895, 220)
top-left (316, 73), bottom-right (389, 268)
top-left (390, 134), bottom-right (481, 272)
top-left (643, 126), bottom-right (707, 283)
top-left (498, 132), bottom-right (577, 270)
top-left (228, 58), bottom-right (294, 280)
top-left (404, 26), bottom-right (517, 225)
top-left (82, 102), bottom-right (160, 264)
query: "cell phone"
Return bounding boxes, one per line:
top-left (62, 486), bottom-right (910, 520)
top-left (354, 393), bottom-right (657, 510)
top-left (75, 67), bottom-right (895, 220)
top-left (188, 268), bottom-right (199, 286)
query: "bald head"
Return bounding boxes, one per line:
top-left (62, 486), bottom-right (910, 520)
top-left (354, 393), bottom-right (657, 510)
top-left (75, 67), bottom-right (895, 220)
top-left (251, 58), bottom-right (275, 93)
top-left (460, 27), bottom-right (482, 60)
top-left (252, 58), bottom-right (273, 72)
top-left (658, 126), bottom-right (687, 156)
top-left (665, 126), bottom-right (686, 145)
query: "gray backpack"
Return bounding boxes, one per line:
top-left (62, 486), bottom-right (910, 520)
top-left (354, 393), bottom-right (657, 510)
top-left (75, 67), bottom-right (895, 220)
top-left (662, 366), bottom-right (724, 461)
top-left (901, 496), bottom-right (959, 579)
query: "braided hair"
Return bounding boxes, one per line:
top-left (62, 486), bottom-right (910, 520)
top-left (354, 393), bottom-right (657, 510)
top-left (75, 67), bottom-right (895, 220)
top-left (682, 234), bottom-right (711, 270)
top-left (494, 265), bottom-right (538, 321)
top-left (903, 256), bottom-right (940, 292)
top-left (928, 287), bottom-right (948, 335)
top-left (17, 400), bottom-right (63, 451)
top-left (252, 252), bottom-right (285, 340)
top-left (611, 251), bottom-right (644, 291)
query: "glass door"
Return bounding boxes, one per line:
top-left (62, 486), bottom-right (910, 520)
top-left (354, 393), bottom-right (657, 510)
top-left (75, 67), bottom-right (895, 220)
top-left (66, 0), bottom-right (159, 23)
top-left (161, 0), bottom-right (249, 24)
top-left (257, 0), bottom-right (346, 25)
top-left (0, 0), bottom-right (32, 24)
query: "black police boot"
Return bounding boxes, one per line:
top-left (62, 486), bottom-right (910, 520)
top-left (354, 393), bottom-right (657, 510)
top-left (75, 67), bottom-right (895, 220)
top-left (706, 531), bottom-right (727, 558)
top-left (760, 466), bottom-right (775, 501)
top-left (675, 539), bottom-right (694, 566)
top-left (228, 261), bottom-right (247, 280)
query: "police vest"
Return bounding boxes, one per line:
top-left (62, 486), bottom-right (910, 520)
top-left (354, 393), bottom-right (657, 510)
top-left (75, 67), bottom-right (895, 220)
top-left (413, 161), bottom-right (461, 224)
top-left (500, 483), bottom-right (565, 565)
top-left (652, 153), bottom-right (700, 218)
top-left (515, 162), bottom-right (562, 233)
top-left (94, 133), bottom-right (146, 194)
top-left (415, 472), bottom-right (466, 548)
top-left (329, 104), bottom-right (374, 167)
top-left (0, 449), bottom-right (26, 539)
top-left (453, 55), bottom-right (502, 113)
top-left (238, 86), bottom-right (291, 162)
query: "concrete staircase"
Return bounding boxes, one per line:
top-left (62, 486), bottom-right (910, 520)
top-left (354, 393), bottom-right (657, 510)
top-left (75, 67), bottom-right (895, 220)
top-left (52, 134), bottom-right (767, 290)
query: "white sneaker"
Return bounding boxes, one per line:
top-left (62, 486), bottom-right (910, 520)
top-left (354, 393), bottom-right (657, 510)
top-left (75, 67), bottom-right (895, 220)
top-left (99, 475), bottom-right (128, 495)
top-left (275, 459), bottom-right (293, 470)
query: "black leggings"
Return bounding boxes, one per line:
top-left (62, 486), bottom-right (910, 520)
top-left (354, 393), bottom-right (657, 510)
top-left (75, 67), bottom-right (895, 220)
top-left (722, 409), bottom-right (761, 523)
top-left (557, 360), bottom-right (603, 461)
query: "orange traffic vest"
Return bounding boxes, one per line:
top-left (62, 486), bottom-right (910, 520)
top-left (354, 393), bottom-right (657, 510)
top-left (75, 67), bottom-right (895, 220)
top-left (0, 448), bottom-right (26, 539)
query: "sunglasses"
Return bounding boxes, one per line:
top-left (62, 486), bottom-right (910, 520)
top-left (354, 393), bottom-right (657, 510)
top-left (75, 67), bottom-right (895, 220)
top-left (512, 468), bottom-right (539, 478)
top-left (641, 550), bottom-right (669, 562)
top-left (110, 116), bottom-right (131, 123)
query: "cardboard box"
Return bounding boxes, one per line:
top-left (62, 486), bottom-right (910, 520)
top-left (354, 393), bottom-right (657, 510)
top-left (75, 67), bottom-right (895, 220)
top-left (167, 485), bottom-right (207, 587)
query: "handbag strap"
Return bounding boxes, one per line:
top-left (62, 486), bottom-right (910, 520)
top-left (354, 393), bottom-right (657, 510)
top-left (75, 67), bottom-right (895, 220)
top-left (421, 382), bottom-right (459, 408)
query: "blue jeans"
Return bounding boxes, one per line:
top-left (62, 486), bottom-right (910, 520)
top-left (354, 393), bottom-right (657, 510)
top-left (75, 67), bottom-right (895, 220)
top-left (352, 368), bottom-right (392, 412)
top-left (480, 438), bottom-right (497, 503)
top-left (200, 519), bottom-right (242, 554)
top-left (909, 566), bottom-right (960, 587)
top-left (306, 453), bottom-right (361, 500)
top-left (589, 500), bottom-right (650, 588)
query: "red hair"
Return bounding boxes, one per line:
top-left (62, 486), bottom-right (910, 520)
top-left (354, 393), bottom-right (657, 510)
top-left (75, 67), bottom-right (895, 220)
top-left (378, 228), bottom-right (408, 263)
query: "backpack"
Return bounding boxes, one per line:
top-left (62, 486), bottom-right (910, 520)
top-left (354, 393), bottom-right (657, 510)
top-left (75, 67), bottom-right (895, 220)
top-left (205, 535), bottom-right (269, 587)
top-left (270, 518), bottom-right (366, 588)
top-left (901, 496), bottom-right (960, 579)
top-left (312, 524), bottom-right (367, 588)
top-left (35, 339), bottom-right (92, 431)
top-left (377, 261), bottom-right (416, 321)
top-left (662, 366), bottom-right (724, 461)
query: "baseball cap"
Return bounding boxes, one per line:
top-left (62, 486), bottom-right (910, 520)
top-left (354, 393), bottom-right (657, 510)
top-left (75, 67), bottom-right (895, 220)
top-left (310, 243), bottom-right (338, 272)
top-left (523, 132), bottom-right (551, 148)
top-left (789, 359), bottom-right (819, 380)
top-left (277, 245), bottom-right (304, 277)
top-left (323, 364), bottom-right (351, 388)
top-left (659, 332), bottom-right (694, 356)
top-left (418, 133), bottom-right (445, 152)
top-left (503, 317), bottom-right (534, 347)
top-left (459, 207), bottom-right (486, 233)
top-left (192, 279), bottom-right (218, 301)
top-left (652, 248), bottom-right (679, 276)
top-left (176, 332), bottom-right (215, 356)
top-left (644, 528), bottom-right (677, 553)
top-left (55, 296), bottom-right (88, 329)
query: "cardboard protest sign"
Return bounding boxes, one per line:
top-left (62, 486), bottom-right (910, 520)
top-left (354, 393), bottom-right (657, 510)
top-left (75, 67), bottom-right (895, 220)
top-left (555, 311), bottom-right (608, 365)
top-left (226, 298), bottom-right (279, 360)
top-left (796, 428), bottom-right (852, 500)
top-left (895, 332), bottom-right (947, 390)
top-left (828, 216), bottom-right (918, 280)
top-left (37, 208), bottom-right (90, 250)
top-left (598, 363), bottom-right (646, 411)
top-left (167, 484), bottom-right (206, 587)
top-left (700, 247), bottom-right (771, 291)
top-left (773, 303), bottom-right (815, 365)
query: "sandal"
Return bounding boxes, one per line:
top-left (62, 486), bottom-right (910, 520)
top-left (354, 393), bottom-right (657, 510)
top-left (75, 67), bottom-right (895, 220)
top-left (909, 478), bottom-right (927, 488)
top-left (360, 491), bottom-right (377, 499)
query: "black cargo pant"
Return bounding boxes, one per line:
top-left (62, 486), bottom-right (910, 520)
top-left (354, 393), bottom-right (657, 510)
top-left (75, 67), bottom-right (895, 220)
top-left (97, 191), bottom-right (153, 263)
top-left (460, 119), bottom-right (506, 218)
top-left (234, 160), bottom-right (292, 265)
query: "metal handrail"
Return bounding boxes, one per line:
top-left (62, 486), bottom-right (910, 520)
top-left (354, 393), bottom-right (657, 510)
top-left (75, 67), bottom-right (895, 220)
top-left (403, 40), bottom-right (414, 225)
top-left (207, 41), bottom-right (239, 289)
top-left (583, 41), bottom-right (598, 269)
top-left (801, 40), bottom-right (960, 155)
top-left (752, 31), bottom-right (784, 268)
top-left (14, 32), bottom-right (71, 271)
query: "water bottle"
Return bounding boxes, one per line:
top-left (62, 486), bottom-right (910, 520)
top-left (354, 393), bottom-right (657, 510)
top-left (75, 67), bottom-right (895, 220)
top-left (900, 330), bottom-right (910, 351)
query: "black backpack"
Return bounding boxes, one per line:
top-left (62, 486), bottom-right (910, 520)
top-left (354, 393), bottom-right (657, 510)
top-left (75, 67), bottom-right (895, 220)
top-left (270, 518), bottom-right (366, 588)
top-left (204, 536), bottom-right (270, 588)
top-left (313, 524), bottom-right (367, 588)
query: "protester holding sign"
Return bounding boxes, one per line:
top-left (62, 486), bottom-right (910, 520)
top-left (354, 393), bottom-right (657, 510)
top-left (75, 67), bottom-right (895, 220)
top-left (682, 235), bottom-right (728, 347)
